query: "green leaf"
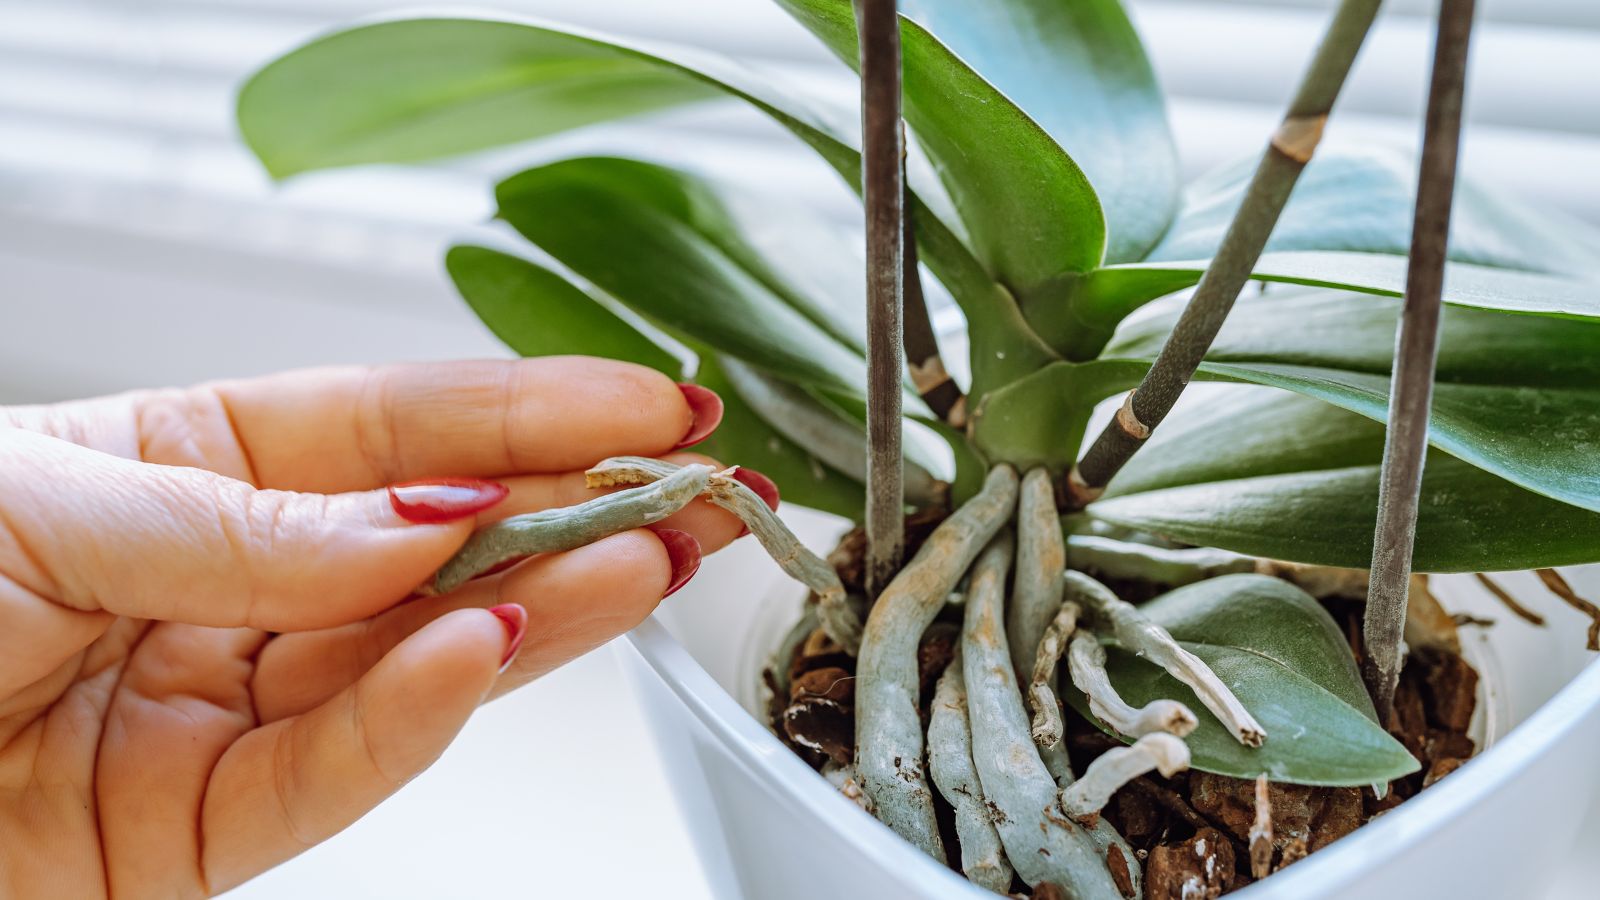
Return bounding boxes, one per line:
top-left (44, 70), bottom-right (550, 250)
top-left (444, 244), bottom-right (864, 516)
top-left (495, 157), bottom-right (874, 402)
top-left (1071, 574), bottom-right (1417, 786)
top-left (1100, 289), bottom-right (1600, 512)
top-left (237, 17), bottom-right (721, 179)
top-left (1145, 143), bottom-right (1600, 277)
top-left (690, 355), bottom-right (866, 521)
top-left (774, 0), bottom-right (1105, 288)
top-left (445, 245), bottom-right (682, 376)
top-left (968, 359), bottom-right (1143, 471)
top-left (525, 155), bottom-right (866, 353)
top-left (236, 16), bottom-right (1050, 392)
top-left (1105, 287), bottom-right (1600, 388)
top-left (1033, 251), bottom-right (1600, 360)
top-left (1087, 386), bottom-right (1600, 571)
top-left (901, 0), bottom-right (1179, 264)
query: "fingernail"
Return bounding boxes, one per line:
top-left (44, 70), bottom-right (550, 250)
top-left (388, 478), bottom-right (509, 524)
top-left (730, 467), bottom-right (780, 538)
top-left (732, 467), bottom-right (780, 511)
top-left (488, 604), bottom-right (528, 673)
top-left (654, 529), bottom-right (702, 598)
top-left (674, 383), bottom-right (724, 449)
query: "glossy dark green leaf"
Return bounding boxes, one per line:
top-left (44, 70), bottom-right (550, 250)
top-left (1145, 144), bottom-right (1600, 277)
top-left (238, 17), bottom-right (721, 179)
top-left (1006, 288), bottom-right (1600, 511)
top-left (774, 0), bottom-right (1106, 288)
top-left (1087, 386), bottom-right (1600, 571)
top-left (900, 0), bottom-right (1178, 264)
top-left (1071, 574), bottom-right (1417, 786)
top-left (235, 15), bottom-right (1048, 391)
top-left (1106, 288), bottom-right (1600, 388)
top-left (967, 359), bottom-right (1143, 471)
top-left (495, 157), bottom-right (873, 401)
top-left (445, 245), bottom-right (682, 376)
top-left (1034, 251), bottom-right (1600, 361)
top-left (445, 244), bottom-right (865, 516)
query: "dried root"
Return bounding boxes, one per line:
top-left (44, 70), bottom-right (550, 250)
top-left (855, 465), bottom-right (1019, 861)
top-left (822, 762), bottom-right (873, 814)
top-left (963, 532), bottom-right (1135, 899)
top-left (587, 456), bottom-right (862, 652)
top-left (1067, 629), bottom-right (1198, 740)
top-left (1067, 571), bottom-right (1266, 747)
top-left (1474, 573), bottom-right (1545, 626)
top-left (1249, 773), bottom-right (1274, 880)
top-left (430, 463), bottom-right (712, 594)
top-left (1027, 602), bottom-right (1080, 751)
top-left (1536, 568), bottom-right (1600, 651)
top-left (1060, 733), bottom-right (1191, 820)
top-left (928, 653), bottom-right (1015, 893)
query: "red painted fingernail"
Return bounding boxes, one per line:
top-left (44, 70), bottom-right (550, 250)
top-left (488, 604), bottom-right (528, 673)
top-left (674, 383), bottom-right (724, 449)
top-left (389, 478), bottom-right (509, 524)
top-left (732, 467), bottom-right (780, 511)
top-left (655, 529), bottom-right (702, 598)
top-left (729, 467), bottom-right (780, 538)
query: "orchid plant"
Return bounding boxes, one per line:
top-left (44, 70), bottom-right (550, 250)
top-left (238, 0), bottom-right (1600, 894)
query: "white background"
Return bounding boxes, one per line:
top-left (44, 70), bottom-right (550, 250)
top-left (2, 1), bottom-right (1599, 896)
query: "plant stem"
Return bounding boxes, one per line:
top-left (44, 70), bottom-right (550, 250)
top-left (902, 181), bottom-right (967, 427)
top-left (1064, 0), bottom-right (1384, 508)
top-left (1363, 0), bottom-right (1476, 717)
top-left (857, 0), bottom-right (905, 595)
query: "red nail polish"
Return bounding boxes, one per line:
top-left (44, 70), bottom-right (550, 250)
top-left (674, 383), bottom-right (725, 449)
top-left (654, 529), bottom-right (703, 598)
top-left (732, 467), bottom-right (780, 511)
top-left (488, 604), bottom-right (528, 673)
top-left (388, 478), bottom-right (509, 524)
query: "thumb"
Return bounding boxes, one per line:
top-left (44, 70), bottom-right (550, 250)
top-left (0, 428), bottom-right (505, 631)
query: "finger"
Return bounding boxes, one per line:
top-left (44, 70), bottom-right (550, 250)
top-left (200, 607), bottom-right (514, 893)
top-left (252, 528), bottom-right (697, 722)
top-left (96, 624), bottom-right (263, 899)
top-left (0, 430), bottom-right (502, 630)
top-left (5, 358), bottom-right (720, 491)
top-left (0, 581), bottom-right (113, 699)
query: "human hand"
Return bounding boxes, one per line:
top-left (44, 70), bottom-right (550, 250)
top-left (0, 357), bottom-right (769, 897)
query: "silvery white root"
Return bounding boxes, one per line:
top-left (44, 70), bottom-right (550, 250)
top-left (430, 463), bottom-right (712, 594)
top-left (1060, 733), bottom-right (1191, 820)
top-left (1009, 468), bottom-right (1078, 786)
top-left (1067, 570), bottom-right (1266, 747)
top-left (928, 653), bottom-right (1015, 894)
top-left (855, 465), bottom-right (1019, 861)
top-left (587, 456), bottom-right (862, 652)
top-left (1009, 468), bottom-right (1068, 676)
top-left (963, 531), bottom-right (1135, 899)
top-left (1027, 601), bottom-right (1080, 751)
top-left (1067, 630), bottom-right (1198, 740)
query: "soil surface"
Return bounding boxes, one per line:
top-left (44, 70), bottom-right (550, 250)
top-left (767, 519), bottom-right (1481, 899)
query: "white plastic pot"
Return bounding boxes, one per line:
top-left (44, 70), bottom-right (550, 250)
top-left (620, 507), bottom-right (1600, 899)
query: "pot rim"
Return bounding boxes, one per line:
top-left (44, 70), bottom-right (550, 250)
top-left (623, 613), bottom-right (1600, 898)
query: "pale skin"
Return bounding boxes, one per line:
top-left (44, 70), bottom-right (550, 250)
top-left (0, 357), bottom-right (747, 898)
